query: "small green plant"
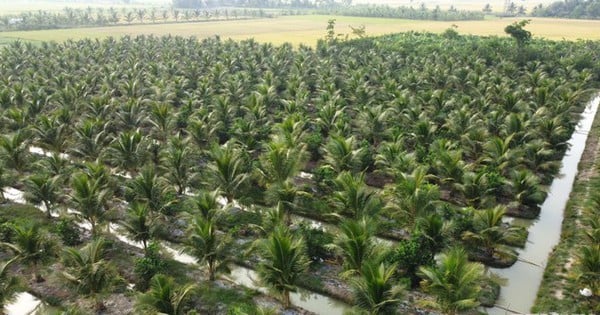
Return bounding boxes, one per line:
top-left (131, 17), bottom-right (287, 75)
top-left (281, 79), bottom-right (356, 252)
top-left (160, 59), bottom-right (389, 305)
top-left (54, 218), bottom-right (82, 246)
top-left (134, 242), bottom-right (166, 290)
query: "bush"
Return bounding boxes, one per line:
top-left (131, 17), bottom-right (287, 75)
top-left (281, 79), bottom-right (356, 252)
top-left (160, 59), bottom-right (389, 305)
top-left (297, 222), bottom-right (334, 263)
top-left (53, 218), bottom-right (82, 246)
top-left (388, 237), bottom-right (435, 287)
top-left (134, 242), bottom-right (166, 290)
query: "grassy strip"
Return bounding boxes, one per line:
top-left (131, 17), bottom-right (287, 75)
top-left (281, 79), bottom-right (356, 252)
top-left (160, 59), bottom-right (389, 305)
top-left (532, 97), bottom-right (600, 313)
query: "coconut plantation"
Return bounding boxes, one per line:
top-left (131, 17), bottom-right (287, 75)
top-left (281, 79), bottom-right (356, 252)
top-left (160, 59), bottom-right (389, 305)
top-left (0, 17), bottom-right (599, 315)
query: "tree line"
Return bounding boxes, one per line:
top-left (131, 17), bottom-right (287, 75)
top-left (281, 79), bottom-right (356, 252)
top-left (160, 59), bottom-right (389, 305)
top-left (531, 0), bottom-right (600, 19)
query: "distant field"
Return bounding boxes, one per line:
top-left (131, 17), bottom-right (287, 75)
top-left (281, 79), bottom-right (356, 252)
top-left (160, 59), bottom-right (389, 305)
top-left (1, 15), bottom-right (599, 47)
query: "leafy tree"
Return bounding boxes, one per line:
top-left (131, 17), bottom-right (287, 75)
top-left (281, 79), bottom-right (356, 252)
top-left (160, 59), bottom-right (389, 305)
top-left (504, 20), bottom-right (532, 47)
top-left (390, 236), bottom-right (435, 287)
top-left (134, 242), bottom-right (166, 290)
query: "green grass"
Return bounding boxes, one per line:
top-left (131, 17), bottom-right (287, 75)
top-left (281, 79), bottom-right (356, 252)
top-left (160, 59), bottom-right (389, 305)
top-left (0, 203), bottom-right (50, 226)
top-left (1, 15), bottom-right (599, 48)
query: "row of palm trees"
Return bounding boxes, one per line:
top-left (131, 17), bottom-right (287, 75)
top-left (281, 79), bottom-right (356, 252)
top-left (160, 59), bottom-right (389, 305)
top-left (0, 30), bottom-right (599, 313)
top-left (0, 6), bottom-right (276, 31)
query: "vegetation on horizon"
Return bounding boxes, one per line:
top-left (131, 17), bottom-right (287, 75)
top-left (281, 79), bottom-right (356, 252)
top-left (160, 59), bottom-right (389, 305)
top-left (532, 0), bottom-right (600, 19)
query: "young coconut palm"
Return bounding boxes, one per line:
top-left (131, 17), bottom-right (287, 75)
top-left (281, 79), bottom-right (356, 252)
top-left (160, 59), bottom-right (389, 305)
top-left (0, 223), bottom-right (56, 282)
top-left (61, 238), bottom-right (117, 311)
top-left (0, 258), bottom-right (21, 311)
top-left (23, 173), bottom-right (61, 218)
top-left (182, 215), bottom-right (231, 281)
top-left (461, 206), bottom-right (521, 260)
top-left (135, 274), bottom-right (197, 315)
top-left (330, 217), bottom-right (379, 276)
top-left (121, 202), bottom-right (157, 251)
top-left (418, 247), bottom-right (485, 315)
top-left (350, 259), bottom-right (404, 315)
top-left (256, 226), bottom-right (309, 308)
top-left (387, 167), bottom-right (440, 230)
top-left (70, 172), bottom-right (111, 238)
top-left (205, 143), bottom-right (249, 203)
top-left (333, 172), bottom-right (383, 219)
top-left (0, 130), bottom-right (30, 173)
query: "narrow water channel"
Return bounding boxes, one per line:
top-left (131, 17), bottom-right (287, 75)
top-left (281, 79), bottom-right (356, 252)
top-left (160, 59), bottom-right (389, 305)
top-left (487, 94), bottom-right (600, 314)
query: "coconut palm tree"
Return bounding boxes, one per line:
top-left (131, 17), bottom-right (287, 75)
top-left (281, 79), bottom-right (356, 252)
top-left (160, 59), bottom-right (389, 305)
top-left (70, 119), bottom-right (110, 161)
top-left (332, 172), bottom-right (383, 219)
top-left (128, 167), bottom-right (174, 215)
top-left (121, 202), bottom-right (156, 251)
top-left (330, 217), bottom-right (378, 276)
top-left (70, 172), bottom-right (111, 238)
top-left (182, 215), bottom-right (231, 281)
top-left (135, 274), bottom-right (196, 315)
top-left (0, 130), bottom-right (30, 173)
top-left (205, 143), bottom-right (249, 203)
top-left (23, 173), bottom-right (61, 218)
top-left (374, 137), bottom-right (416, 180)
top-left (34, 153), bottom-right (71, 183)
top-left (256, 226), bottom-right (309, 308)
top-left (386, 167), bottom-right (440, 230)
top-left (161, 137), bottom-right (197, 195)
top-left (350, 259), bottom-right (404, 315)
top-left (418, 247), bottom-right (485, 314)
top-left (32, 115), bottom-right (68, 153)
top-left (193, 189), bottom-right (222, 221)
top-left (104, 129), bottom-right (147, 176)
top-left (0, 223), bottom-right (56, 282)
top-left (0, 258), bottom-right (21, 311)
top-left (61, 238), bottom-right (116, 311)
top-left (322, 135), bottom-right (364, 174)
top-left (257, 141), bottom-right (306, 187)
top-left (461, 206), bottom-right (521, 260)
top-left (507, 169), bottom-right (547, 210)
